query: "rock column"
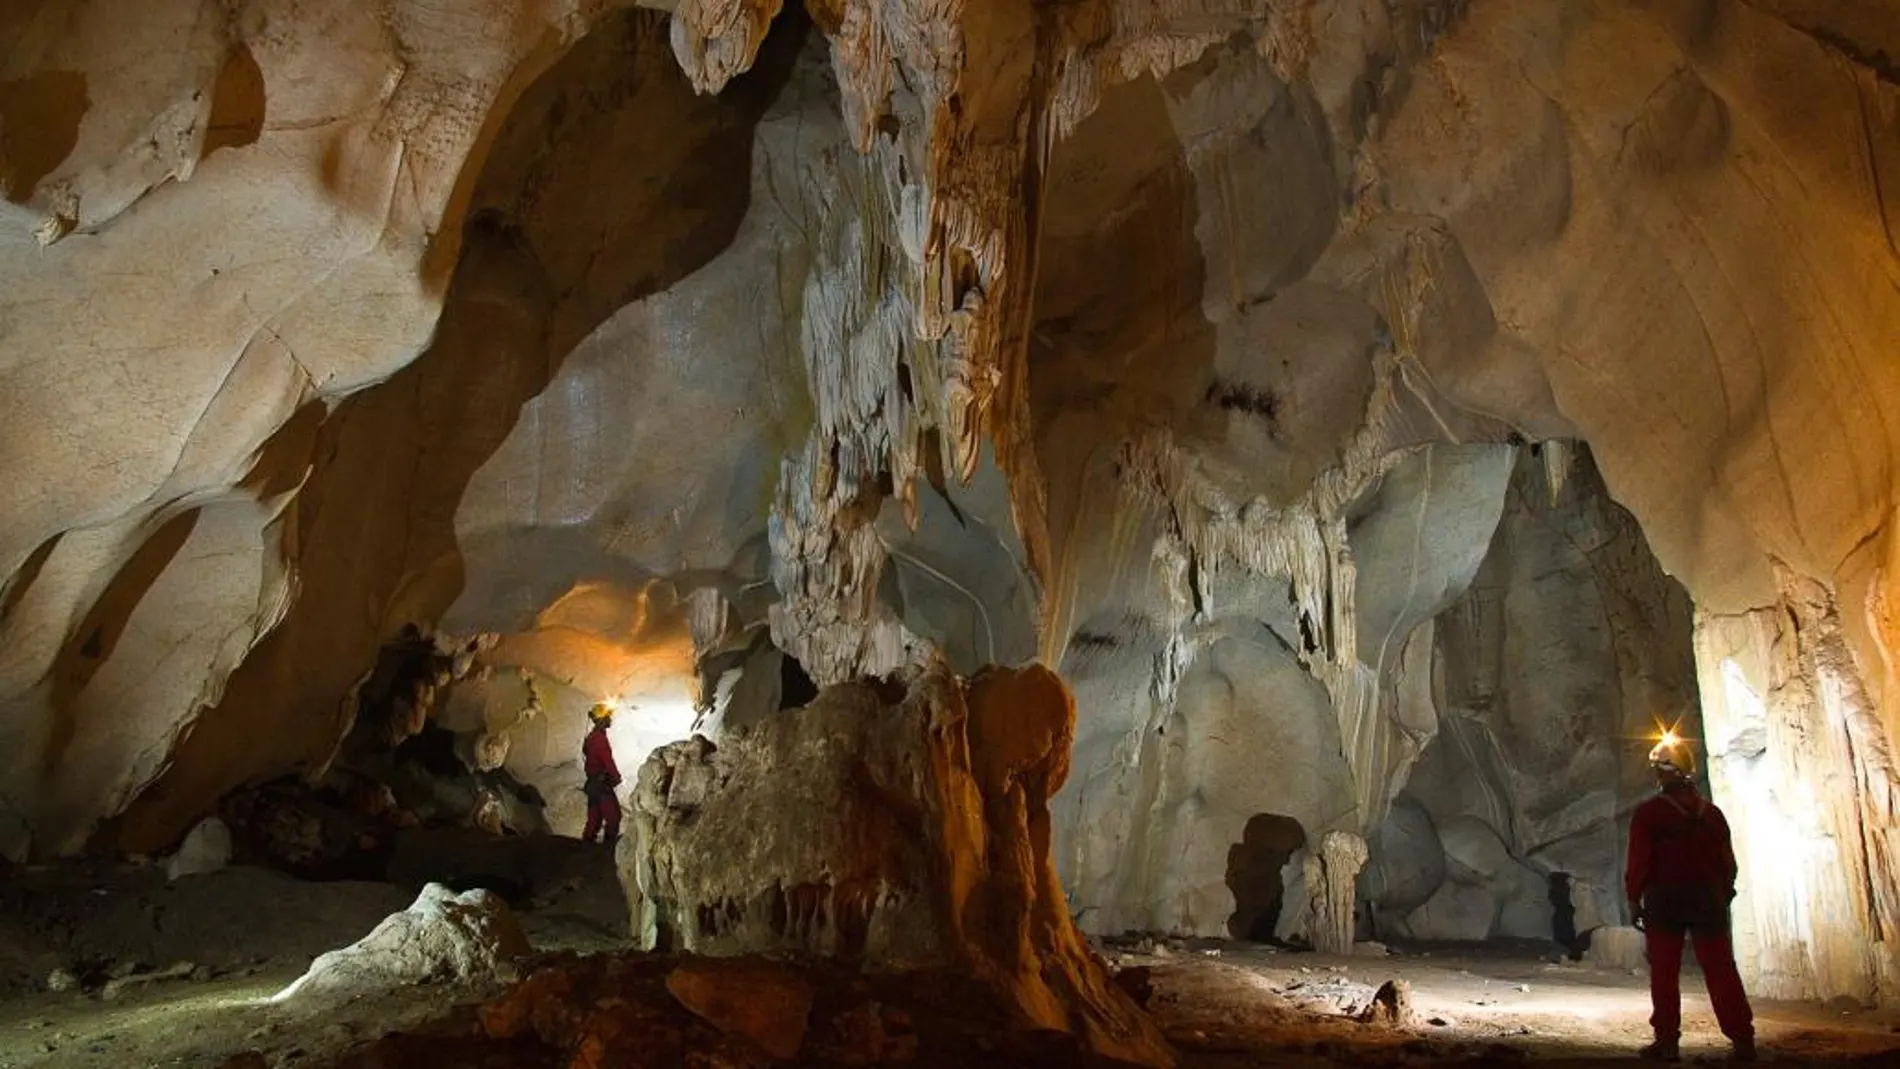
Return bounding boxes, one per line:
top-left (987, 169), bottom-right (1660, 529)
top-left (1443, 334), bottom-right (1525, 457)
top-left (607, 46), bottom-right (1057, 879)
top-left (1303, 830), bottom-right (1370, 954)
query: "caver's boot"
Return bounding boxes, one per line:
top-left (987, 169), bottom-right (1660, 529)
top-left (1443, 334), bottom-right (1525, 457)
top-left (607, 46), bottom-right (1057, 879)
top-left (1730, 1036), bottom-right (1757, 1062)
top-left (1638, 1037), bottom-right (1681, 1062)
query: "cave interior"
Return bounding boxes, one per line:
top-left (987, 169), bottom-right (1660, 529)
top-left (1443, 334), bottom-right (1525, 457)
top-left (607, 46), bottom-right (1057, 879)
top-left (2, 1), bottom-right (1899, 1067)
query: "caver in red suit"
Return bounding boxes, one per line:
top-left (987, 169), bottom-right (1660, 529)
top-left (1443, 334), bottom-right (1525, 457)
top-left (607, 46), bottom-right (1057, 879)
top-left (581, 703), bottom-right (622, 845)
top-left (1625, 733), bottom-right (1755, 1063)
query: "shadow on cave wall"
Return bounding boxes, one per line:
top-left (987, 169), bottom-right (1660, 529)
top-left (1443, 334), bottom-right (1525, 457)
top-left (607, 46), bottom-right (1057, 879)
top-left (103, 8), bottom-right (810, 855)
top-left (1225, 812), bottom-right (1306, 942)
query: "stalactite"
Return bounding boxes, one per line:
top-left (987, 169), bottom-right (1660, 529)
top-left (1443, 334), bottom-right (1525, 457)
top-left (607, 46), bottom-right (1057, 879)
top-left (677, 2), bottom-right (1288, 685)
top-left (1541, 438), bottom-right (1571, 507)
top-left (1107, 344), bottom-right (1440, 834)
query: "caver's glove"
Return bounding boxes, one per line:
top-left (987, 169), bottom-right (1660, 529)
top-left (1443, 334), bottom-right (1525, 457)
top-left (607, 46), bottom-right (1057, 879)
top-left (1630, 899), bottom-right (1647, 932)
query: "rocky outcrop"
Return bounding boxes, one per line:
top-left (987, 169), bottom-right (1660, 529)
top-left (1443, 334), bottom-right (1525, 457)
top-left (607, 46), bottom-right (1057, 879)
top-left (272, 882), bottom-right (530, 1003)
top-left (0, 0), bottom-right (649, 861)
top-left (619, 663), bottom-right (1172, 1066)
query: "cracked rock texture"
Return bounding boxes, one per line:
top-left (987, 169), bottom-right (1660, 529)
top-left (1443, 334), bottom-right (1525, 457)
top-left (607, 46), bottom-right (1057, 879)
top-left (3, 0), bottom-right (1899, 1010)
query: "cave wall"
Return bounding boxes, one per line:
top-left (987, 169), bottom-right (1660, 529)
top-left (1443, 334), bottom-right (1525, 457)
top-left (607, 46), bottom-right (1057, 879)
top-left (1, 0), bottom-right (648, 858)
top-left (1697, 575), bottom-right (1900, 1005)
top-left (101, 8), bottom-right (807, 854)
top-left (1373, 444), bottom-right (1700, 944)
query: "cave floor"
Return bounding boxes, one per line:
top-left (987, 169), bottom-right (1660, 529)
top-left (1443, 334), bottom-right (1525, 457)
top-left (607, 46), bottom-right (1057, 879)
top-left (1, 942), bottom-right (1894, 1068)
top-left (1129, 941), bottom-right (1900, 1067)
top-left (0, 964), bottom-right (460, 1069)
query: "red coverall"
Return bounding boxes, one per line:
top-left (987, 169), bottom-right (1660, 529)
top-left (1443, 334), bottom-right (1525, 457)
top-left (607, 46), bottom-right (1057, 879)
top-left (1625, 785), bottom-right (1754, 1045)
top-left (581, 725), bottom-right (622, 844)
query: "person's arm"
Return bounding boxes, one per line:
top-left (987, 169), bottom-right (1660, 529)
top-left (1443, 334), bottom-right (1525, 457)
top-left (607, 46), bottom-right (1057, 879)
top-left (1625, 803), bottom-right (1652, 914)
top-left (1711, 804), bottom-right (1738, 897)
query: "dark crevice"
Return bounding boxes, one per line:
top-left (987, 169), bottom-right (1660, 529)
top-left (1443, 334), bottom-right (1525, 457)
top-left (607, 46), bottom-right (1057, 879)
top-left (1226, 813), bottom-right (1307, 942)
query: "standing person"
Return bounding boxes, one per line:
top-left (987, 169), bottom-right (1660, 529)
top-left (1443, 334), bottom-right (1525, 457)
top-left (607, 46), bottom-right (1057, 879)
top-left (1626, 732), bottom-right (1756, 1062)
top-left (581, 703), bottom-right (623, 845)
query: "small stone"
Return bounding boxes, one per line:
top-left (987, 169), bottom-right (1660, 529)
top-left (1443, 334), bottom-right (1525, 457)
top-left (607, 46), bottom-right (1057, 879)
top-left (1200, 948), bottom-right (1221, 958)
top-left (1515, 983), bottom-right (1530, 992)
top-left (45, 968), bottom-right (79, 993)
top-left (1356, 979), bottom-right (1414, 1027)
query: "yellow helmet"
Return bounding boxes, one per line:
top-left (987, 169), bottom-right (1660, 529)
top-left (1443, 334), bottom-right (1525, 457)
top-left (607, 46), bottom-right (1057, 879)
top-left (588, 703), bottom-right (613, 725)
top-left (1648, 730), bottom-right (1695, 778)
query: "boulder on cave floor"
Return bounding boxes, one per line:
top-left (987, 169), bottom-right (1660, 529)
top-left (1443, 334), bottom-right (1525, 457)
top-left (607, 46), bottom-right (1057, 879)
top-left (274, 883), bottom-right (530, 1003)
top-left (665, 957), bottom-right (816, 1059)
top-left (1584, 926), bottom-right (1646, 971)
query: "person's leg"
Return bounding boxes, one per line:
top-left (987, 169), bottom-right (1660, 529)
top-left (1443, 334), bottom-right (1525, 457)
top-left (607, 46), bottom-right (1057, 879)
top-left (1692, 929), bottom-right (1756, 1051)
top-left (602, 794), bottom-right (622, 845)
top-left (1645, 925), bottom-right (1687, 1056)
top-left (582, 791), bottom-right (603, 843)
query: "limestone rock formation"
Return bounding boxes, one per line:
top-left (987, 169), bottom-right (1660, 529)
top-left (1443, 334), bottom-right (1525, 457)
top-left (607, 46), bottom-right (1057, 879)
top-left (273, 882), bottom-right (530, 1003)
top-left (164, 816), bottom-right (232, 881)
top-left (619, 663), bottom-right (1172, 1066)
top-left (1697, 571), bottom-right (1900, 1005)
top-left (0, 0), bottom-right (645, 861)
top-left (1301, 831), bottom-right (1369, 954)
top-left (1587, 926), bottom-right (1648, 973)
top-left (2, 0), bottom-right (1899, 1013)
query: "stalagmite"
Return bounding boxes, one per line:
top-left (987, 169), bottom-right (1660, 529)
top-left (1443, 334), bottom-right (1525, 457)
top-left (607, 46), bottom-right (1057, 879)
top-left (618, 663), bottom-right (1173, 1066)
top-left (1302, 830), bottom-right (1369, 954)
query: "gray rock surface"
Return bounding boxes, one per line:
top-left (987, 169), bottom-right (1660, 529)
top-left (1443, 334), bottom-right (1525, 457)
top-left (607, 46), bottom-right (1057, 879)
top-left (164, 817), bottom-right (231, 881)
top-left (273, 883), bottom-right (530, 1003)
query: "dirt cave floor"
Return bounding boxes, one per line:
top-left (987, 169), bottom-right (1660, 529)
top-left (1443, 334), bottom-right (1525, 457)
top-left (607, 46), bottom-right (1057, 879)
top-left (1, 854), bottom-right (1895, 1068)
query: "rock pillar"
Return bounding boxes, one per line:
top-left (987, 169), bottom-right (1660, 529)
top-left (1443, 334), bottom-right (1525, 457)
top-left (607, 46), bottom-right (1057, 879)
top-left (1303, 830), bottom-right (1370, 954)
top-left (618, 663), bottom-right (1173, 1066)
